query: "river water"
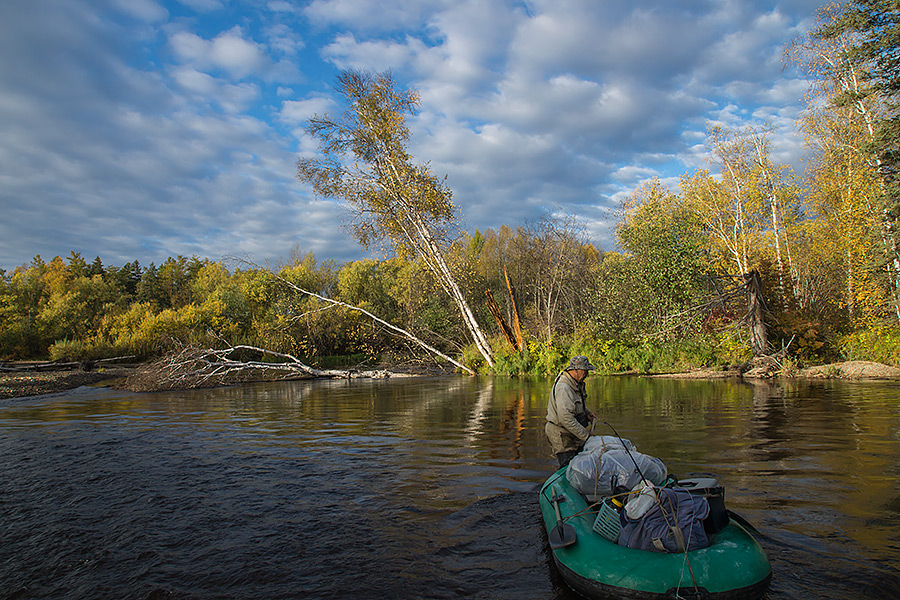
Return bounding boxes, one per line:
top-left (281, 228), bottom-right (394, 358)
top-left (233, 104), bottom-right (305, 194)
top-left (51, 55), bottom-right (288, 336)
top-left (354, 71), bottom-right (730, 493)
top-left (1, 375), bottom-right (899, 599)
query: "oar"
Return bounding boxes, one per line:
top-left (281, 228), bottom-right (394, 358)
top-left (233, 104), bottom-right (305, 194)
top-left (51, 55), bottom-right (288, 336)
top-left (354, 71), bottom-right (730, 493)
top-left (548, 493), bottom-right (577, 549)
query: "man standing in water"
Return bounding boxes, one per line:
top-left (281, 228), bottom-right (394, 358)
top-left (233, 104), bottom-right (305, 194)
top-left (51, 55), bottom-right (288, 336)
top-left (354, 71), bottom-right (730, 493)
top-left (545, 355), bottom-right (597, 468)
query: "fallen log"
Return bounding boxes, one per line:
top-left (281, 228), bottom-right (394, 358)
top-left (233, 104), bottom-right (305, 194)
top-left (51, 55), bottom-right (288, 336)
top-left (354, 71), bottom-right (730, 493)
top-left (125, 343), bottom-right (397, 392)
top-left (0, 356), bottom-right (135, 373)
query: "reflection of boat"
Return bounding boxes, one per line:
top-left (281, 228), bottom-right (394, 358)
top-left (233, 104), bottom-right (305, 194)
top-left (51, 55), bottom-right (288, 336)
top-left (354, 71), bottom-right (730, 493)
top-left (539, 467), bottom-right (772, 600)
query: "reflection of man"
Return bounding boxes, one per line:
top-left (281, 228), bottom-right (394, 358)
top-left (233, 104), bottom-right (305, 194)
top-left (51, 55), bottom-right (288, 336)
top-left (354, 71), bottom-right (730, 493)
top-left (545, 355), bottom-right (597, 468)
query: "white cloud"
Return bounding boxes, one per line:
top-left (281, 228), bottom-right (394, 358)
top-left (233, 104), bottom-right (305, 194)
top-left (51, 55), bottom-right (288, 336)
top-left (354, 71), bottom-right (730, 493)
top-left (170, 28), bottom-right (269, 79)
top-left (209, 30), bottom-right (268, 75)
top-left (113, 0), bottom-right (168, 22)
top-left (304, 0), bottom-right (446, 30)
top-left (267, 1), bottom-right (303, 15)
top-left (279, 97), bottom-right (336, 124)
top-left (170, 67), bottom-right (260, 113)
top-left (321, 33), bottom-right (424, 72)
top-left (177, 0), bottom-right (224, 11)
top-left (266, 23), bottom-right (306, 56)
top-left (611, 165), bottom-right (659, 185)
top-left (172, 66), bottom-right (217, 93)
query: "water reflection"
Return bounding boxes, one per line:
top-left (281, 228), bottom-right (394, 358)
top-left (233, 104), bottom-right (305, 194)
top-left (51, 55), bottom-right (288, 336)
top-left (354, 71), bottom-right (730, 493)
top-left (498, 390), bottom-right (526, 460)
top-left (1, 376), bottom-right (899, 599)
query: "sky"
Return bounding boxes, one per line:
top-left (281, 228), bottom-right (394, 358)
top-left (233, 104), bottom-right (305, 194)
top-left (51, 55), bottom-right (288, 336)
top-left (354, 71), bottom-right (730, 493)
top-left (0, 0), bottom-right (830, 272)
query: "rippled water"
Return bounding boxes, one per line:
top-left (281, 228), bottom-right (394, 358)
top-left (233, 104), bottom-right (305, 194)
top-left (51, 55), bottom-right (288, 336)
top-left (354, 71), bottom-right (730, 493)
top-left (1, 376), bottom-right (899, 599)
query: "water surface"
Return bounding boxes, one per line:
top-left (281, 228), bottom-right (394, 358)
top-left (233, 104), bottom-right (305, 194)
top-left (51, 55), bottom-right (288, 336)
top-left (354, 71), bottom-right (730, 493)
top-left (1, 376), bottom-right (899, 599)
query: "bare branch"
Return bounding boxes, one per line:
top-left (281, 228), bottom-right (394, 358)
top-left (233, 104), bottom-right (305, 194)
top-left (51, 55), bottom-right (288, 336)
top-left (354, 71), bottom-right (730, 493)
top-left (238, 258), bottom-right (475, 375)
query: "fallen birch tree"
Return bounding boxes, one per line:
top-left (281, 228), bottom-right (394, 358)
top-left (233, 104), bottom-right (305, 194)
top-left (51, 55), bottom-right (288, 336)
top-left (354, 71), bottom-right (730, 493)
top-left (126, 257), bottom-right (475, 391)
top-left (296, 70), bottom-right (495, 367)
top-left (264, 263), bottom-right (475, 375)
top-left (126, 342), bottom-right (396, 392)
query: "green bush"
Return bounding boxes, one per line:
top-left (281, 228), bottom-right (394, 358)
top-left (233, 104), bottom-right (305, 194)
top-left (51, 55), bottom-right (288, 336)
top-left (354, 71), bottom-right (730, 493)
top-left (49, 339), bottom-right (87, 362)
top-left (478, 332), bottom-right (733, 376)
top-left (489, 342), bottom-right (533, 377)
top-left (526, 339), bottom-right (567, 376)
top-left (839, 325), bottom-right (900, 366)
top-left (713, 331), bottom-right (753, 365)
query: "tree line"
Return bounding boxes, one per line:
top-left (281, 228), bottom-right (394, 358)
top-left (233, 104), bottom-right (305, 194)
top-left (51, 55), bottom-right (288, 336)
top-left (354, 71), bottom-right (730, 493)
top-left (3, 2), bottom-right (900, 375)
top-left (0, 225), bottom-right (603, 374)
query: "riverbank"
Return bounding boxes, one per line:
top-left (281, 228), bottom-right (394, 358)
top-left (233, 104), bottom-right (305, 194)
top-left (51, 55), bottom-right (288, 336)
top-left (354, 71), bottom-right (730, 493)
top-left (650, 360), bottom-right (900, 380)
top-left (0, 361), bottom-right (451, 400)
top-left (0, 367), bottom-right (134, 400)
top-left (4, 360), bottom-right (899, 400)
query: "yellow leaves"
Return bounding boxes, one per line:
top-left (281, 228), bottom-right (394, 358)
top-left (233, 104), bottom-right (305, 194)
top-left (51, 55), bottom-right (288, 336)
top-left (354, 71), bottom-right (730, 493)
top-left (297, 70), bottom-right (457, 257)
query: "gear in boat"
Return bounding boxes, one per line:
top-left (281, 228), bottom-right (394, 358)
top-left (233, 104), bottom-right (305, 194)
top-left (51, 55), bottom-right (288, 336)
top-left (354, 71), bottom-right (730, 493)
top-left (539, 434), bottom-right (772, 600)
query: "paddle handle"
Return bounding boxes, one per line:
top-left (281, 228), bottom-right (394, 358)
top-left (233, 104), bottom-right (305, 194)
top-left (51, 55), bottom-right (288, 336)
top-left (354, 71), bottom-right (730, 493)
top-left (551, 493), bottom-right (564, 523)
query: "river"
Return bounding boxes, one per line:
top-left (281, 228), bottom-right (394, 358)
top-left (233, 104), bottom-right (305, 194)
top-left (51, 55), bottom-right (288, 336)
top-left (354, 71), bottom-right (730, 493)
top-left (1, 375), bottom-right (899, 599)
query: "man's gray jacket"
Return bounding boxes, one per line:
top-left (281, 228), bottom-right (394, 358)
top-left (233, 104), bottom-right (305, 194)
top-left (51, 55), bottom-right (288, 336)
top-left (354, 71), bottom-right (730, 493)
top-left (545, 370), bottom-right (590, 455)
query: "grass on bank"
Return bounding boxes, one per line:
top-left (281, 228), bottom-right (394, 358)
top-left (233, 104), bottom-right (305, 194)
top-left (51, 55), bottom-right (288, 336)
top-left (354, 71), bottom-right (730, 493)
top-left (470, 324), bottom-right (900, 377)
top-left (33, 324), bottom-right (900, 378)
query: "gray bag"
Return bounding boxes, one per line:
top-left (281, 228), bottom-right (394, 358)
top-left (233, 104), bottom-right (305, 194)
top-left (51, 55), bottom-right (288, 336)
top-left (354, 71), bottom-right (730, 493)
top-left (566, 448), bottom-right (667, 498)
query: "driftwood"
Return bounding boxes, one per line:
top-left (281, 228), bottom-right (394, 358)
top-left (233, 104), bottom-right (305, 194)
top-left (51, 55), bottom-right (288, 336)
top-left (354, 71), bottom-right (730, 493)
top-left (0, 356), bottom-right (135, 373)
top-left (125, 343), bottom-right (395, 392)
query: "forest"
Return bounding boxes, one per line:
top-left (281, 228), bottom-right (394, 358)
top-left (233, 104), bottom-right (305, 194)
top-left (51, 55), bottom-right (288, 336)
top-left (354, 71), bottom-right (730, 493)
top-left (3, 2), bottom-right (900, 377)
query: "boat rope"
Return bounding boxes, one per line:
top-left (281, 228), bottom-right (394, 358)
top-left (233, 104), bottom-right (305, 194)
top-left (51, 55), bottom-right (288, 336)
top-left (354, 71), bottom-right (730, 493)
top-left (675, 527), bottom-right (701, 600)
top-left (662, 490), bottom-right (701, 598)
top-left (604, 422), bottom-right (703, 596)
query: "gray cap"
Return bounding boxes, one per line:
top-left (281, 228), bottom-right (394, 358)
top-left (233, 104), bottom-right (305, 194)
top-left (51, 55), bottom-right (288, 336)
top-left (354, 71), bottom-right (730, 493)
top-left (566, 355), bottom-right (596, 371)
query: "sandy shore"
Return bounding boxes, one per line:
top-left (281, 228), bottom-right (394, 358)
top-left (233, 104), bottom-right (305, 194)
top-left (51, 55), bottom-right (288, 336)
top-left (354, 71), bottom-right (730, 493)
top-left (0, 368), bottom-right (133, 400)
top-left (648, 360), bottom-right (900, 380)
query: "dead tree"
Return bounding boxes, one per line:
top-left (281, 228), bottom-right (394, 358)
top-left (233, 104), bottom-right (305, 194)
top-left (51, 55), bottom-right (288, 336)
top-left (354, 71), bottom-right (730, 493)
top-left (126, 343), bottom-right (394, 392)
top-left (485, 289), bottom-right (518, 350)
top-left (504, 266), bottom-right (525, 351)
top-left (744, 271), bottom-right (769, 357)
top-left (649, 271), bottom-right (770, 358)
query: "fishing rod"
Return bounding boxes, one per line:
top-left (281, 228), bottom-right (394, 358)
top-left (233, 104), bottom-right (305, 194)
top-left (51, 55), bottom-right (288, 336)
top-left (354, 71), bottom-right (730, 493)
top-left (604, 422), bottom-right (701, 593)
top-left (603, 421), bottom-right (650, 489)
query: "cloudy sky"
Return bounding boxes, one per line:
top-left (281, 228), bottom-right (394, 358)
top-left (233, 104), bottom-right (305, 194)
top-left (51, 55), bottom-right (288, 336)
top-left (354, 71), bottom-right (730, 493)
top-left (0, 0), bottom-right (828, 272)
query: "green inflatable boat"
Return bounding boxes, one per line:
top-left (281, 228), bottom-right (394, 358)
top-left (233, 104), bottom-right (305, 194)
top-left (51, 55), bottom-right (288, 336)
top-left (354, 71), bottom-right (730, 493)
top-left (539, 468), bottom-right (771, 600)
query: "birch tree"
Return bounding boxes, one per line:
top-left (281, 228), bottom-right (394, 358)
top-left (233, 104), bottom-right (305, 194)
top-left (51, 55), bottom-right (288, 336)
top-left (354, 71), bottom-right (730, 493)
top-left (790, 3), bottom-right (900, 323)
top-left (296, 70), bottom-right (494, 367)
top-left (682, 126), bottom-right (762, 276)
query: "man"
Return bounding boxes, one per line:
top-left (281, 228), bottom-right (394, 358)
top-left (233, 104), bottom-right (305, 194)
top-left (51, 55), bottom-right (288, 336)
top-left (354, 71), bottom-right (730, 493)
top-left (545, 355), bottom-right (597, 468)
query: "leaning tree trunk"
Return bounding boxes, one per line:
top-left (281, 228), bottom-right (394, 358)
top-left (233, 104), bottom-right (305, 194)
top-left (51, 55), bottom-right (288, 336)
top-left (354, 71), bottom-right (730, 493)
top-left (412, 214), bottom-right (495, 367)
top-left (274, 267), bottom-right (476, 375)
top-left (504, 266), bottom-right (525, 352)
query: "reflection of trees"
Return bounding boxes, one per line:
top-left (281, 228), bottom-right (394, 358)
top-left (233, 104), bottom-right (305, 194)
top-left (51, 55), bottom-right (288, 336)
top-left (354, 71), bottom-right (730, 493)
top-left (498, 390), bottom-right (525, 460)
top-left (464, 379), bottom-right (493, 444)
top-left (587, 376), bottom-right (755, 462)
top-left (747, 379), bottom-right (793, 466)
